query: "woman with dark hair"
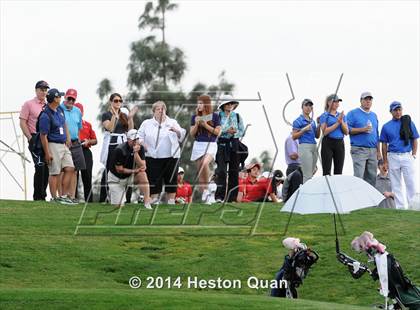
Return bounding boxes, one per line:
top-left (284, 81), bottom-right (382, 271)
top-left (190, 95), bottom-right (221, 203)
top-left (319, 94), bottom-right (349, 176)
top-left (99, 93), bottom-right (137, 202)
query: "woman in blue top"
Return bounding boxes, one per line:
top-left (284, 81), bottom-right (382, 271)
top-left (319, 94), bottom-right (349, 175)
top-left (214, 95), bottom-right (244, 202)
top-left (292, 99), bottom-right (321, 183)
top-left (190, 95), bottom-right (221, 202)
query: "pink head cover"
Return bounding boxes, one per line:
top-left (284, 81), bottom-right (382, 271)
top-left (283, 237), bottom-right (304, 250)
top-left (351, 231), bottom-right (386, 254)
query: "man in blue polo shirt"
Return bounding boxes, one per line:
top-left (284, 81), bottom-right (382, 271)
top-left (292, 99), bottom-right (321, 183)
top-left (347, 92), bottom-right (381, 187)
top-left (60, 88), bottom-right (85, 203)
top-left (40, 88), bottom-right (75, 204)
top-left (380, 101), bottom-right (418, 209)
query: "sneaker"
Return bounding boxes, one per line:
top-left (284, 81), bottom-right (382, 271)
top-left (215, 199), bottom-right (223, 203)
top-left (71, 198), bottom-right (79, 205)
top-left (144, 203), bottom-right (152, 210)
top-left (176, 197), bottom-right (186, 204)
top-left (150, 197), bottom-right (160, 205)
top-left (167, 199), bottom-right (176, 205)
top-left (50, 197), bottom-right (60, 203)
top-left (57, 195), bottom-right (76, 205)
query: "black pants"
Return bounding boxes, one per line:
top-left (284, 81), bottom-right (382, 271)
top-left (321, 136), bottom-right (345, 176)
top-left (146, 157), bottom-right (178, 195)
top-left (76, 147), bottom-right (93, 202)
top-left (286, 163), bottom-right (301, 176)
top-left (215, 138), bottom-right (240, 202)
top-left (29, 134), bottom-right (49, 200)
top-left (99, 145), bottom-right (118, 202)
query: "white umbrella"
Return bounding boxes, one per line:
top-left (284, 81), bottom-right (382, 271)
top-left (281, 175), bottom-right (385, 215)
top-left (281, 175), bottom-right (385, 252)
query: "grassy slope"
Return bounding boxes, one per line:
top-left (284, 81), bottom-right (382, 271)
top-left (0, 200), bottom-right (419, 309)
top-left (0, 289), bottom-right (371, 310)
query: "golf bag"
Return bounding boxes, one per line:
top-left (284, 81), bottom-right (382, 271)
top-left (271, 238), bottom-right (319, 298)
top-left (337, 232), bottom-right (420, 310)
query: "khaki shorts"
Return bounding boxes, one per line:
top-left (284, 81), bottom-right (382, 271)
top-left (48, 142), bottom-right (74, 175)
top-left (108, 171), bottom-right (130, 206)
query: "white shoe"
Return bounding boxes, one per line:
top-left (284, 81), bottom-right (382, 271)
top-left (144, 203), bottom-right (152, 210)
top-left (176, 197), bottom-right (186, 204)
top-left (150, 197), bottom-right (160, 205)
top-left (167, 199), bottom-right (176, 205)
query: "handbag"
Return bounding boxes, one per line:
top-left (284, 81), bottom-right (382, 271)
top-left (236, 113), bottom-right (248, 169)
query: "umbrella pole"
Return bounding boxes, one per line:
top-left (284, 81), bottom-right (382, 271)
top-left (283, 188), bottom-right (300, 236)
top-left (333, 213), bottom-right (340, 253)
top-left (324, 175), bottom-right (346, 235)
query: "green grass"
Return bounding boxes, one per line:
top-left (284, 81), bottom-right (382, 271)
top-left (1, 200), bottom-right (419, 309)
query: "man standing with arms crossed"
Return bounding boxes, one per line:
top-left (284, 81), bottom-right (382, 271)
top-left (380, 101), bottom-right (418, 209)
top-left (347, 92), bottom-right (381, 186)
top-left (60, 89), bottom-right (85, 203)
top-left (19, 80), bottom-right (50, 200)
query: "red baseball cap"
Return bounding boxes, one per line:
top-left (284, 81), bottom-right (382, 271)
top-left (74, 102), bottom-right (84, 115)
top-left (65, 88), bottom-right (78, 100)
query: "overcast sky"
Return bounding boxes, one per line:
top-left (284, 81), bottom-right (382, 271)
top-left (1, 0), bottom-right (419, 200)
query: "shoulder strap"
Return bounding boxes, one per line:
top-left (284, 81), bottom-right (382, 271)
top-left (236, 112), bottom-right (240, 123)
top-left (36, 107), bottom-right (53, 133)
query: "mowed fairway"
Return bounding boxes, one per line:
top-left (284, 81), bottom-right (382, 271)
top-left (0, 200), bottom-right (419, 309)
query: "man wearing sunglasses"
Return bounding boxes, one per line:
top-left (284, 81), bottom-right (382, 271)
top-left (60, 89), bottom-right (86, 203)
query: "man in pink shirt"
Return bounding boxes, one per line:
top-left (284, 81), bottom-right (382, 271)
top-left (19, 80), bottom-right (50, 200)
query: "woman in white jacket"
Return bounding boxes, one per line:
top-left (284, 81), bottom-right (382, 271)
top-left (138, 101), bottom-right (186, 204)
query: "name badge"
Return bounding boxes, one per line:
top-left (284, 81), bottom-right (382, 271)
top-left (59, 127), bottom-right (64, 135)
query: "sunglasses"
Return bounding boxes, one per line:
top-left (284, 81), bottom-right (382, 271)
top-left (67, 97), bottom-right (76, 102)
top-left (113, 99), bottom-right (123, 103)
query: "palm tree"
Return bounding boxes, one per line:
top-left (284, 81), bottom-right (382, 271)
top-left (96, 78), bottom-right (114, 127)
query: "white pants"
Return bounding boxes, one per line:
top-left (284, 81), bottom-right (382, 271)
top-left (108, 171), bottom-right (130, 206)
top-left (388, 152), bottom-right (417, 210)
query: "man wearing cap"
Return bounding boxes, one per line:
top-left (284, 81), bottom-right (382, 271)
top-left (346, 92), bottom-right (381, 187)
top-left (60, 89), bottom-right (85, 203)
top-left (237, 163), bottom-right (281, 203)
top-left (380, 102), bottom-right (418, 209)
top-left (108, 129), bottom-right (152, 209)
top-left (19, 80), bottom-right (50, 200)
top-left (292, 99), bottom-right (321, 183)
top-left (39, 89), bottom-right (75, 204)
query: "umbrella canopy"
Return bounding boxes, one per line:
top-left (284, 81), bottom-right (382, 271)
top-left (281, 175), bottom-right (385, 215)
